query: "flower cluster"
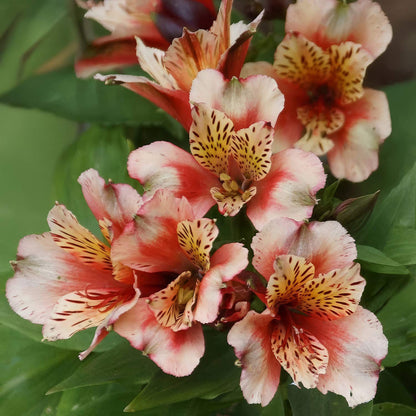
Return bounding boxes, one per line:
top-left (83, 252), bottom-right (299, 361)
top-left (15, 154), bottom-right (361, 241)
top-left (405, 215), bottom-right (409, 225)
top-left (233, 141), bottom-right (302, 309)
top-left (7, 0), bottom-right (392, 409)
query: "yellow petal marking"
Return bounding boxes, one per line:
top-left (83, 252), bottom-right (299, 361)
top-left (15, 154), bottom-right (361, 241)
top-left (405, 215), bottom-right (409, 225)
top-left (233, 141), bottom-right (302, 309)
top-left (295, 105), bottom-right (344, 155)
top-left (328, 42), bottom-right (372, 105)
top-left (149, 271), bottom-right (199, 331)
top-left (49, 206), bottom-right (112, 273)
top-left (177, 219), bottom-right (219, 272)
top-left (297, 263), bottom-right (365, 320)
top-left (190, 104), bottom-right (234, 176)
top-left (274, 33), bottom-right (330, 90)
top-left (266, 255), bottom-right (315, 314)
top-left (231, 121), bottom-right (274, 181)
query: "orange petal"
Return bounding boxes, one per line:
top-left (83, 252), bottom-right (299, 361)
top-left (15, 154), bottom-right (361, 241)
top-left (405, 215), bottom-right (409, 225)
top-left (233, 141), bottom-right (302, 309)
top-left (164, 28), bottom-right (218, 91)
top-left (266, 255), bottom-right (315, 313)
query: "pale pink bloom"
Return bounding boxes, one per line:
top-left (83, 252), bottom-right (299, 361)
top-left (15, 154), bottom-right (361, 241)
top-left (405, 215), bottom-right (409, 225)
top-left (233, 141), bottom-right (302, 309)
top-left (6, 169), bottom-right (142, 359)
top-left (228, 218), bottom-right (388, 407)
top-left (95, 0), bottom-right (263, 129)
top-left (241, 0), bottom-right (392, 182)
top-left (111, 190), bottom-right (248, 376)
top-left (75, 0), bottom-right (216, 78)
top-left (128, 102), bottom-right (325, 230)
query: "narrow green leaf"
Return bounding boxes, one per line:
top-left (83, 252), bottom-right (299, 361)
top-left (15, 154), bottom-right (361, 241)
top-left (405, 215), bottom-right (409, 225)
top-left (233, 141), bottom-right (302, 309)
top-left (356, 245), bottom-right (409, 275)
top-left (287, 387), bottom-right (373, 416)
top-left (125, 330), bottom-right (240, 411)
top-left (0, 68), bottom-right (169, 126)
top-left (49, 341), bottom-right (158, 393)
top-left (372, 403), bottom-right (416, 416)
top-left (377, 278), bottom-right (416, 367)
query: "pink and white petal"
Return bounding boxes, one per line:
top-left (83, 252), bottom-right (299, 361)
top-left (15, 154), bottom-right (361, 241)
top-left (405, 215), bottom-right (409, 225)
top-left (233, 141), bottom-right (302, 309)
top-left (94, 73), bottom-right (192, 129)
top-left (240, 61), bottom-right (277, 79)
top-left (111, 190), bottom-right (193, 274)
top-left (327, 120), bottom-right (380, 182)
top-left (48, 204), bottom-right (113, 273)
top-left (75, 37), bottom-right (138, 79)
top-left (114, 299), bottom-right (205, 376)
top-left (190, 69), bottom-right (284, 130)
top-left (327, 0), bottom-right (393, 59)
top-left (251, 217), bottom-right (302, 281)
top-left (6, 232), bottom-right (122, 325)
top-left (285, 0), bottom-right (337, 45)
top-left (290, 220), bottom-right (357, 276)
top-left (273, 94), bottom-right (307, 152)
top-left (79, 280), bottom-right (140, 360)
top-left (271, 321), bottom-right (328, 388)
top-left (248, 149), bottom-right (325, 230)
top-left (84, 0), bottom-right (165, 44)
top-left (128, 141), bottom-right (217, 217)
top-left (78, 168), bottom-right (142, 238)
top-left (295, 307), bottom-right (388, 407)
top-left (136, 38), bottom-right (177, 89)
top-left (227, 310), bottom-right (281, 406)
top-left (194, 243), bottom-right (248, 323)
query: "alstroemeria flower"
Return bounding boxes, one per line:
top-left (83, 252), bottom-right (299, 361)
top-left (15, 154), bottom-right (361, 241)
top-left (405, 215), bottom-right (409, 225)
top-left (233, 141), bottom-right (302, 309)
top-left (228, 218), bottom-right (388, 407)
top-left (128, 102), bottom-right (325, 230)
top-left (241, 0), bottom-right (392, 182)
top-left (95, 0), bottom-right (263, 129)
top-left (111, 190), bottom-right (248, 376)
top-left (75, 0), bottom-right (216, 78)
top-left (6, 169), bottom-right (142, 359)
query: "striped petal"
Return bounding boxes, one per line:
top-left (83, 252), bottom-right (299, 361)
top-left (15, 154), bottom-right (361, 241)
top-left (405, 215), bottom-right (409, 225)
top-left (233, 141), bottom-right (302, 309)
top-left (189, 104), bottom-right (234, 176)
top-left (48, 205), bottom-right (113, 274)
top-left (231, 121), bottom-right (273, 181)
top-left (271, 320), bottom-right (328, 388)
top-left (177, 219), bottom-right (218, 272)
top-left (274, 33), bottom-right (330, 90)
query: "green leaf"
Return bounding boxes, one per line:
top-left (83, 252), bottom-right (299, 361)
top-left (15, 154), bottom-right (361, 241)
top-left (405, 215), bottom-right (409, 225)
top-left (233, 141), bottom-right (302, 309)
top-left (384, 227), bottom-right (416, 266)
top-left (0, 68), bottom-right (170, 126)
top-left (375, 368), bottom-right (415, 407)
top-left (372, 403), bottom-right (416, 416)
top-left (358, 153), bottom-right (416, 250)
top-left (261, 390), bottom-right (285, 416)
top-left (0, 325), bottom-right (80, 416)
top-left (377, 278), bottom-right (416, 367)
top-left (53, 124), bottom-right (137, 232)
top-left (287, 387), bottom-right (373, 416)
top-left (356, 245), bottom-right (409, 275)
top-left (49, 341), bottom-right (158, 393)
top-left (125, 330), bottom-right (240, 411)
